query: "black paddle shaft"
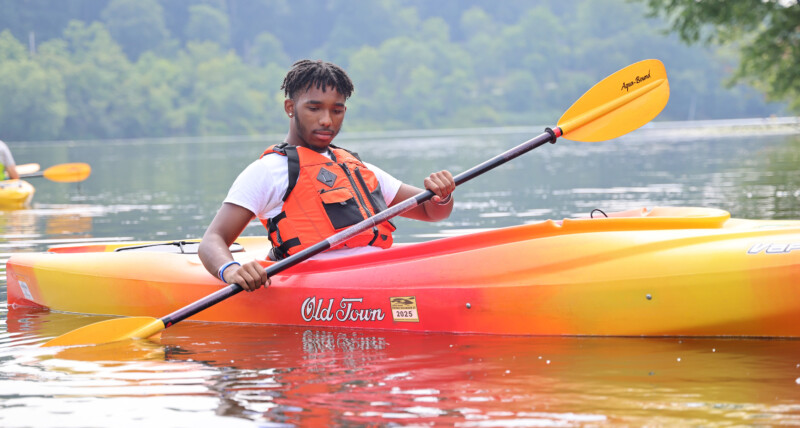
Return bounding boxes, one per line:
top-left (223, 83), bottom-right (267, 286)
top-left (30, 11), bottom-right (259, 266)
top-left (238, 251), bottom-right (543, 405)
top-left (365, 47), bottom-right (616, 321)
top-left (160, 128), bottom-right (560, 327)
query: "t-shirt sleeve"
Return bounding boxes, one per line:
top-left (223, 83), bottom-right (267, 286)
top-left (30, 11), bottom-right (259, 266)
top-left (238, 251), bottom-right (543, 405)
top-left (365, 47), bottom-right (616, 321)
top-left (0, 142), bottom-right (15, 167)
top-left (364, 162), bottom-right (402, 205)
top-left (223, 157), bottom-right (287, 219)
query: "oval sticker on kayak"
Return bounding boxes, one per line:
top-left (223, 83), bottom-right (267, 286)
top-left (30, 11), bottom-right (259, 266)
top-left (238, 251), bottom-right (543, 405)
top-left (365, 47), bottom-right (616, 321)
top-left (390, 296), bottom-right (419, 323)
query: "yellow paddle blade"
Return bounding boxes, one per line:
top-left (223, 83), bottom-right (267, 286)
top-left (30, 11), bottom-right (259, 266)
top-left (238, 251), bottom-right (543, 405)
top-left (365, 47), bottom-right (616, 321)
top-left (54, 338), bottom-right (166, 362)
top-left (558, 59), bottom-right (669, 142)
top-left (43, 162), bottom-right (91, 183)
top-left (43, 316), bottom-right (165, 348)
top-left (16, 163), bottom-right (40, 175)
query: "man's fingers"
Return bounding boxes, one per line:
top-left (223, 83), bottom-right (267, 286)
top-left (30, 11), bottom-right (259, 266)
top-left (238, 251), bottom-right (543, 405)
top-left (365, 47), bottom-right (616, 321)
top-left (425, 170), bottom-right (455, 198)
top-left (235, 262), bottom-right (271, 292)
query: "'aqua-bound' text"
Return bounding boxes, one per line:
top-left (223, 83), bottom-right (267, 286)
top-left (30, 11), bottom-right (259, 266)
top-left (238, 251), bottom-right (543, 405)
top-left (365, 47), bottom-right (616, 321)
top-left (621, 70), bottom-right (651, 92)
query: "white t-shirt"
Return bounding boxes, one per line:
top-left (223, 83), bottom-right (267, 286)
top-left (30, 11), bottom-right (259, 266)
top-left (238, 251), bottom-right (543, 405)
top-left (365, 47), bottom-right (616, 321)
top-left (0, 141), bottom-right (16, 169)
top-left (224, 151), bottom-right (403, 259)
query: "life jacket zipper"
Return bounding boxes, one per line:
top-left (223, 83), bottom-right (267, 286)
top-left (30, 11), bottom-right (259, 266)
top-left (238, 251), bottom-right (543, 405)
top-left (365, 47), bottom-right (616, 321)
top-left (339, 162), bottom-right (380, 245)
top-left (353, 167), bottom-right (378, 213)
top-left (338, 163), bottom-right (371, 218)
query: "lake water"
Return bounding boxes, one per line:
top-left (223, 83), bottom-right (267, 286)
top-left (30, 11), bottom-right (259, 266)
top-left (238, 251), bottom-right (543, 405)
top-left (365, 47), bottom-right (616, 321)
top-left (2, 119), bottom-right (800, 426)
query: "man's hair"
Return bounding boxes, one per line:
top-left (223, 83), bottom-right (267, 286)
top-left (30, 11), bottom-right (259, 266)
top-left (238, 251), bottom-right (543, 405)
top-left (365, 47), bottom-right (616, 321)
top-left (281, 59), bottom-right (354, 100)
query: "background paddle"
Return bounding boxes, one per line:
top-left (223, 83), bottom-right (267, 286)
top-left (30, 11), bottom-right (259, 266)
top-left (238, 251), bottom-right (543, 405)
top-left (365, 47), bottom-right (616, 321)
top-left (20, 162), bottom-right (91, 183)
top-left (43, 59), bottom-right (670, 348)
top-left (15, 163), bottom-right (40, 176)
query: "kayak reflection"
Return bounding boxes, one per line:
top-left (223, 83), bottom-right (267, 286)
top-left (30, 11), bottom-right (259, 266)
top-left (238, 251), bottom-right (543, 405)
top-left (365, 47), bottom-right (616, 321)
top-left (7, 308), bottom-right (800, 426)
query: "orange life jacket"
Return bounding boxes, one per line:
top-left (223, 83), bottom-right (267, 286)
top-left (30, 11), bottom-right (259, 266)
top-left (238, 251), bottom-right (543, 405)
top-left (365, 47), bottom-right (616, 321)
top-left (261, 143), bottom-right (395, 259)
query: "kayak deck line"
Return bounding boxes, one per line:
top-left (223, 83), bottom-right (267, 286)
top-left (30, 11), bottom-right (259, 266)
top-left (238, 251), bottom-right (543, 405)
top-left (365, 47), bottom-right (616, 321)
top-left (6, 206), bottom-right (800, 337)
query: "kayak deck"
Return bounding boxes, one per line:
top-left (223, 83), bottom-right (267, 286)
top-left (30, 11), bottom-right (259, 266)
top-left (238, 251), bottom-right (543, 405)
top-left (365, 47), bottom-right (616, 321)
top-left (0, 179), bottom-right (35, 208)
top-left (6, 206), bottom-right (800, 337)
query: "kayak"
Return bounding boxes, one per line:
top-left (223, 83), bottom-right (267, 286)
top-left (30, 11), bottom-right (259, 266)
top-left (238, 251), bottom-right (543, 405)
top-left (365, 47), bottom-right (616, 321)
top-left (6, 206), bottom-right (800, 337)
top-left (0, 179), bottom-right (35, 208)
top-left (0, 164), bottom-right (41, 207)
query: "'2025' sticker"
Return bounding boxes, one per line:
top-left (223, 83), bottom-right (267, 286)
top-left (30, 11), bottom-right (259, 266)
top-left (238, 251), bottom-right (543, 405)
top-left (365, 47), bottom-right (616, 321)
top-left (390, 296), bottom-right (419, 322)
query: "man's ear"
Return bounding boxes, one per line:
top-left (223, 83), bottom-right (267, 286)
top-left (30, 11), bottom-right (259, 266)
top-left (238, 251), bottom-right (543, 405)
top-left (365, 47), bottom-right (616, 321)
top-left (284, 99), bottom-right (295, 118)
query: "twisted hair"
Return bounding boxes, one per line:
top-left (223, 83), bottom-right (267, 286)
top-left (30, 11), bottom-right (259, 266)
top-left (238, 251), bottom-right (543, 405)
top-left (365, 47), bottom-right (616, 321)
top-left (281, 59), bottom-right (354, 100)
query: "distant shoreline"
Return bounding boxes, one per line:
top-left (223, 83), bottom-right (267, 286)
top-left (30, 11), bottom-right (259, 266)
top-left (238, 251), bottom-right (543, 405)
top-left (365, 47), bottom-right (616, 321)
top-left (10, 116), bottom-right (799, 146)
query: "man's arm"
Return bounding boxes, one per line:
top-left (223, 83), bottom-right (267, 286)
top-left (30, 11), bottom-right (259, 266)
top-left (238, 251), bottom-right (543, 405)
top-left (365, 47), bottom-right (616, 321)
top-left (5, 164), bottom-right (18, 179)
top-left (198, 202), bottom-right (269, 291)
top-left (393, 170), bottom-right (455, 221)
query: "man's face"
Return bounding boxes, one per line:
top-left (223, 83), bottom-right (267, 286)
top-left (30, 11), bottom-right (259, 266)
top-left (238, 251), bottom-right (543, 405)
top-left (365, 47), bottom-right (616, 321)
top-left (286, 85), bottom-right (347, 152)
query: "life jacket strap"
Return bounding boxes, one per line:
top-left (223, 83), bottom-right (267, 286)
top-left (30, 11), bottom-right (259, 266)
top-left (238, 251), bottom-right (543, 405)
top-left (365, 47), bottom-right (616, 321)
top-left (271, 237), bottom-right (301, 260)
top-left (266, 211), bottom-right (301, 260)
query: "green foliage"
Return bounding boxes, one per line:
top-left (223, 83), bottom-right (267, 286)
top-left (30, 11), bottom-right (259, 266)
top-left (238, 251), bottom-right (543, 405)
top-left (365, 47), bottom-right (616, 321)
top-left (248, 32), bottom-right (290, 67)
top-left (184, 5), bottom-right (230, 48)
top-left (641, 0), bottom-right (800, 111)
top-left (0, 0), bottom-right (791, 141)
top-left (52, 21), bottom-right (133, 139)
top-left (101, 0), bottom-right (170, 60)
top-left (0, 31), bottom-right (67, 140)
top-left (0, 30), bottom-right (26, 60)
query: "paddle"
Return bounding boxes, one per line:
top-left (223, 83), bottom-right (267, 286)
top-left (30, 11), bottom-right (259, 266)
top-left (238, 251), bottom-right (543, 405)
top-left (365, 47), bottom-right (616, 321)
top-left (43, 59), bottom-right (669, 348)
top-left (15, 163), bottom-right (41, 176)
top-left (20, 162), bottom-right (91, 183)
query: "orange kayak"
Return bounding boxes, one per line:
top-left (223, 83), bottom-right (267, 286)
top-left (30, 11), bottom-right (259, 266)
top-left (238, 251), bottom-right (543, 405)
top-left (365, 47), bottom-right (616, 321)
top-left (6, 206), bottom-right (800, 337)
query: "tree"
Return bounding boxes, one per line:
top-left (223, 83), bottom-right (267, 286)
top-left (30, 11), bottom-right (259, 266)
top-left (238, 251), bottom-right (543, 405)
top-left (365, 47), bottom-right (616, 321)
top-left (43, 21), bottom-right (133, 139)
top-left (0, 29), bottom-right (27, 60)
top-left (0, 0), bottom-right (108, 46)
top-left (0, 31), bottom-right (67, 140)
top-left (640, 0), bottom-right (800, 111)
top-left (112, 52), bottom-right (186, 137)
top-left (248, 32), bottom-right (290, 67)
top-left (184, 4), bottom-right (230, 48)
top-left (101, 0), bottom-right (170, 60)
top-left (177, 42), bottom-right (275, 136)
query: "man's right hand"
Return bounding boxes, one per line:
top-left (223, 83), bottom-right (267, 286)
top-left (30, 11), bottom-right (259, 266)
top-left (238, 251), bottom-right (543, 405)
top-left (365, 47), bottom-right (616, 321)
top-left (222, 260), bottom-right (271, 291)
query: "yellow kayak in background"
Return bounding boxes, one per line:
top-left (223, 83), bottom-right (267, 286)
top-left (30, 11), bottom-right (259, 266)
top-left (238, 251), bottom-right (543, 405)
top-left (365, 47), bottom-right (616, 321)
top-left (0, 179), bottom-right (35, 208)
top-left (0, 162), bottom-right (92, 208)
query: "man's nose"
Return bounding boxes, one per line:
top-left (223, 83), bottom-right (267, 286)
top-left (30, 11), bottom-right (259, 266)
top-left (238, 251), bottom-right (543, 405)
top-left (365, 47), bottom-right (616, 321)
top-left (319, 111), bottom-right (332, 127)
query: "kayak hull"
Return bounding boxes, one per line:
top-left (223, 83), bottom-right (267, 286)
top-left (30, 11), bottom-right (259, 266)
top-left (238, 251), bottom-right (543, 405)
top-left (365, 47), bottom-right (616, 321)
top-left (6, 207), bottom-right (800, 337)
top-left (0, 179), bottom-right (35, 208)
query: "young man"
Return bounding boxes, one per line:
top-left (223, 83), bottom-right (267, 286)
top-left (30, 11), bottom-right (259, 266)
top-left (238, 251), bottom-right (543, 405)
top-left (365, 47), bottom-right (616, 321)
top-left (199, 60), bottom-right (455, 292)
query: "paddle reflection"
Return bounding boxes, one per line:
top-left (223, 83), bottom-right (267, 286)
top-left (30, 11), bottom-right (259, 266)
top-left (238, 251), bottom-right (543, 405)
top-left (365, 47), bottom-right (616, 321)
top-left (7, 308), bottom-right (800, 426)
